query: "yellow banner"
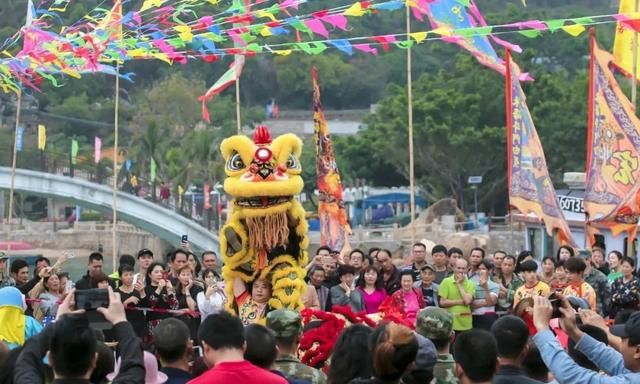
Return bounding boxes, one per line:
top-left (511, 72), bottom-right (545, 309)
top-left (37, 124), bottom-right (46, 150)
top-left (613, 0), bottom-right (640, 78)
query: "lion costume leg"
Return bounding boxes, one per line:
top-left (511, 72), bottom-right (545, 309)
top-left (264, 256), bottom-right (307, 310)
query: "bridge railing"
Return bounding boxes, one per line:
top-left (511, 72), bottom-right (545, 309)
top-left (0, 143), bottom-right (212, 230)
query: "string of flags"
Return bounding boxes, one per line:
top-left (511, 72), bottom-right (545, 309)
top-left (1, 0), bottom-right (639, 97)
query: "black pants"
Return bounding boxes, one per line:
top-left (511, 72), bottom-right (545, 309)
top-left (472, 313), bottom-right (498, 330)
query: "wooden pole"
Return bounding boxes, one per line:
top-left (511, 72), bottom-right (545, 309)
top-left (631, 2), bottom-right (639, 256)
top-left (112, 65), bottom-right (120, 272)
top-left (406, 5), bottom-right (416, 246)
top-left (235, 75), bottom-right (241, 134)
top-left (6, 88), bottom-right (22, 257)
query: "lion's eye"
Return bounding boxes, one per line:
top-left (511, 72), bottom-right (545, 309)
top-left (227, 153), bottom-right (245, 171)
top-left (286, 154), bottom-right (300, 169)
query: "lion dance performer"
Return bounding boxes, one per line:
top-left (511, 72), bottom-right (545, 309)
top-left (220, 125), bottom-right (309, 324)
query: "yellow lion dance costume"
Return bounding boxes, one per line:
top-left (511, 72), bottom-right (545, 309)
top-left (220, 125), bottom-right (308, 317)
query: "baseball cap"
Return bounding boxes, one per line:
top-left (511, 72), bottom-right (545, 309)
top-left (266, 309), bottom-right (303, 338)
top-left (610, 311), bottom-right (640, 346)
top-left (416, 307), bottom-right (453, 340)
top-left (0, 252), bottom-right (7, 261)
top-left (137, 248), bottom-right (154, 259)
top-left (420, 264), bottom-right (436, 272)
top-left (414, 334), bottom-right (437, 371)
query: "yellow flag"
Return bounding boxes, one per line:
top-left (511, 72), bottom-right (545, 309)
top-left (613, 0), bottom-right (640, 78)
top-left (561, 24), bottom-right (586, 37)
top-left (343, 2), bottom-right (365, 17)
top-left (38, 124), bottom-right (46, 150)
top-left (410, 31), bottom-right (428, 44)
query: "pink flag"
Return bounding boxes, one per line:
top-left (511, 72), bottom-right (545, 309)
top-left (94, 136), bottom-right (102, 164)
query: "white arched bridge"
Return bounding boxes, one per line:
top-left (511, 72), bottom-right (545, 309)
top-left (0, 167), bottom-right (219, 253)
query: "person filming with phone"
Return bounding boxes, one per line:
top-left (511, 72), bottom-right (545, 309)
top-left (145, 262), bottom-right (179, 337)
top-left (13, 287), bottom-right (145, 383)
top-left (531, 294), bottom-right (640, 383)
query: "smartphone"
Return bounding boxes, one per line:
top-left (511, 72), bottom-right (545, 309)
top-left (549, 293), bottom-right (562, 319)
top-left (192, 346), bottom-right (203, 361)
top-left (162, 272), bottom-right (169, 281)
top-left (181, 234), bottom-right (188, 244)
top-left (75, 288), bottom-right (109, 311)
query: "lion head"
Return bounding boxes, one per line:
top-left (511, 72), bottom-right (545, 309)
top-left (221, 125), bottom-right (304, 210)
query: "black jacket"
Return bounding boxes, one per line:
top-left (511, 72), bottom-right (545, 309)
top-left (75, 273), bottom-right (116, 290)
top-left (14, 321), bottom-right (144, 384)
top-left (494, 365), bottom-right (544, 384)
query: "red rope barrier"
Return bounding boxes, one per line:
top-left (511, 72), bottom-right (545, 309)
top-left (25, 297), bottom-right (200, 318)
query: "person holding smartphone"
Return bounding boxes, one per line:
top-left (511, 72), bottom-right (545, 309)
top-left (175, 265), bottom-right (203, 340)
top-left (197, 268), bottom-right (226, 321)
top-left (144, 262), bottom-right (179, 339)
top-left (117, 264), bottom-right (148, 338)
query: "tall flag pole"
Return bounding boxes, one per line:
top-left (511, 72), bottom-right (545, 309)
top-left (312, 67), bottom-right (351, 253)
top-left (585, 32), bottom-right (640, 249)
top-left (235, 57), bottom-right (242, 134)
top-left (505, 50), bottom-right (576, 247)
top-left (111, 0), bottom-right (123, 272)
top-left (634, 0), bottom-right (639, 107)
top-left (406, 2), bottom-right (416, 246)
top-left (6, 0), bottom-right (36, 257)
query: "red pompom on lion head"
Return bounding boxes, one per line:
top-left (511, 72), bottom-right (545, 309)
top-left (253, 125), bottom-right (272, 145)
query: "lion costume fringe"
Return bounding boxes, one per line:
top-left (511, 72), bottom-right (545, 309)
top-left (220, 126), bottom-right (309, 321)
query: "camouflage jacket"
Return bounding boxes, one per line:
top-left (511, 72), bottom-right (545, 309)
top-left (0, 275), bottom-right (15, 289)
top-left (433, 354), bottom-right (459, 384)
top-left (275, 354), bottom-right (327, 384)
top-left (494, 273), bottom-right (524, 312)
top-left (584, 267), bottom-right (611, 315)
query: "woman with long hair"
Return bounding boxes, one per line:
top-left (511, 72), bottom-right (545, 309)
top-left (607, 251), bottom-right (623, 285)
top-left (196, 268), bottom-right (226, 320)
top-left (556, 246), bottom-right (574, 263)
top-left (349, 322), bottom-right (418, 384)
top-left (31, 273), bottom-right (64, 323)
top-left (356, 266), bottom-right (387, 314)
top-left (144, 262), bottom-right (179, 336)
top-left (328, 325), bottom-right (373, 384)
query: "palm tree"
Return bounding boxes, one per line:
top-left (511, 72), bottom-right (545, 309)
top-left (130, 122), bottom-right (165, 201)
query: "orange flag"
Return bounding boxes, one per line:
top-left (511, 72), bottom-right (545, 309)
top-left (585, 32), bottom-right (640, 246)
top-left (506, 50), bottom-right (576, 247)
top-left (313, 67), bottom-right (351, 252)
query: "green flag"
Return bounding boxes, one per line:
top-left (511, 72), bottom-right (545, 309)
top-left (150, 158), bottom-right (157, 182)
top-left (71, 140), bottom-right (79, 165)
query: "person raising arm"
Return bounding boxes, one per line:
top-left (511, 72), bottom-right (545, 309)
top-left (531, 295), bottom-right (640, 383)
